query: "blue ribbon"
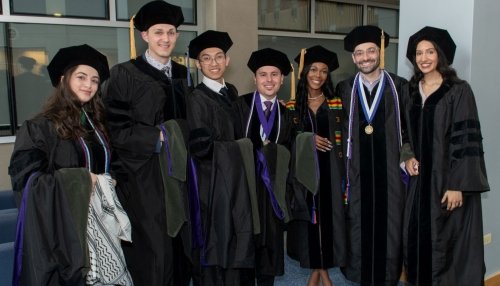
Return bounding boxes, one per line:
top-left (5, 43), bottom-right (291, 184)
top-left (255, 149), bottom-right (285, 220)
top-left (187, 157), bottom-right (203, 249)
top-left (159, 124), bottom-right (173, 176)
top-left (13, 171), bottom-right (40, 286)
top-left (400, 169), bottom-right (410, 187)
top-left (356, 73), bottom-right (386, 125)
top-left (186, 51), bottom-right (192, 87)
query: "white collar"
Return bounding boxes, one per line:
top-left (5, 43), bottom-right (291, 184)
top-left (144, 50), bottom-right (171, 72)
top-left (202, 76), bottom-right (226, 93)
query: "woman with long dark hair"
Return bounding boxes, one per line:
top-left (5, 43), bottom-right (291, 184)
top-left (403, 26), bottom-right (489, 286)
top-left (9, 44), bottom-right (132, 285)
top-left (286, 45), bottom-right (345, 286)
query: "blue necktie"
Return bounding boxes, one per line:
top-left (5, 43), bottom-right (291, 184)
top-left (219, 87), bottom-right (229, 97)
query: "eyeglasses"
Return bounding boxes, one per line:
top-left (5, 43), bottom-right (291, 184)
top-left (353, 47), bottom-right (379, 58)
top-left (199, 53), bottom-right (226, 64)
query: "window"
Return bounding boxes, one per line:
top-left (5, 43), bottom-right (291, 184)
top-left (258, 0), bottom-right (310, 32)
top-left (10, 0), bottom-right (108, 19)
top-left (0, 0), bottom-right (199, 136)
top-left (316, 2), bottom-right (362, 34)
top-left (367, 6), bottom-right (399, 38)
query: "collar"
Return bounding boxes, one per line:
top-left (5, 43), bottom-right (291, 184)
top-left (259, 94), bottom-right (277, 106)
top-left (144, 50), bottom-right (172, 72)
top-left (360, 71), bottom-right (383, 92)
top-left (202, 76), bottom-right (226, 93)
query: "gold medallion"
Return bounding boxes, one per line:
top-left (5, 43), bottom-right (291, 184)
top-left (364, 124), bottom-right (374, 135)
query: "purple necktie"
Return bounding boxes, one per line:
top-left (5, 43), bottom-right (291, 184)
top-left (264, 100), bottom-right (273, 120)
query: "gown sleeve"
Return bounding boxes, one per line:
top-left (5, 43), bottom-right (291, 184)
top-left (9, 119), bottom-right (54, 193)
top-left (446, 82), bottom-right (489, 193)
top-left (186, 89), bottom-right (215, 158)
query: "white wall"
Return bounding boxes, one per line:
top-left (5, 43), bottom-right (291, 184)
top-left (470, 0), bottom-right (500, 278)
top-left (398, 0), bottom-right (500, 278)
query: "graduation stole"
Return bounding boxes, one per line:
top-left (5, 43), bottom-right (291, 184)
top-left (14, 171), bottom-right (41, 286)
top-left (345, 70), bottom-right (402, 204)
top-left (78, 109), bottom-right (111, 174)
top-left (245, 91), bottom-right (281, 142)
top-left (255, 149), bottom-right (286, 220)
top-left (245, 91), bottom-right (285, 220)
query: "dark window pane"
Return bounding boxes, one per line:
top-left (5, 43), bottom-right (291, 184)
top-left (258, 0), bottom-right (310, 32)
top-left (367, 6), bottom-right (399, 38)
top-left (116, 0), bottom-right (196, 24)
top-left (0, 24), bottom-right (11, 135)
top-left (316, 1), bottom-right (363, 34)
top-left (10, 0), bottom-right (108, 19)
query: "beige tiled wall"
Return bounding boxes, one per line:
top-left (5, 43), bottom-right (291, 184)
top-left (0, 143), bottom-right (13, 190)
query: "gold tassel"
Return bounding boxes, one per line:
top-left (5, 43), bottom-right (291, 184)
top-left (379, 29), bottom-right (385, 70)
top-left (129, 15), bottom-right (137, 59)
top-left (297, 48), bottom-right (306, 80)
top-left (290, 63), bottom-right (296, 101)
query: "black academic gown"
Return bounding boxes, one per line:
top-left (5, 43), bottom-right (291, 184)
top-left (336, 72), bottom-right (409, 285)
top-left (102, 56), bottom-right (193, 286)
top-left (235, 92), bottom-right (294, 280)
top-left (286, 98), bottom-right (347, 270)
top-left (8, 116), bottom-right (104, 286)
top-left (186, 82), bottom-right (255, 285)
top-left (403, 80), bottom-right (489, 286)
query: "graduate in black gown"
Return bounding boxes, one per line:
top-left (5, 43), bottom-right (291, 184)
top-left (186, 30), bottom-right (255, 286)
top-left (335, 25), bottom-right (410, 285)
top-left (235, 48), bottom-right (294, 286)
top-left (9, 44), bottom-right (133, 285)
top-left (402, 26), bottom-right (489, 286)
top-left (286, 45), bottom-right (346, 286)
top-left (102, 1), bottom-right (193, 285)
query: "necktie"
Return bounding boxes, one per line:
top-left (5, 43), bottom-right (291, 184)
top-left (219, 87), bottom-right (229, 97)
top-left (264, 100), bottom-right (273, 120)
top-left (161, 66), bottom-right (171, 78)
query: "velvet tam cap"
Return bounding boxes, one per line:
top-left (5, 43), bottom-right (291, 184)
top-left (188, 30), bottom-right (233, 59)
top-left (47, 44), bottom-right (109, 87)
top-left (134, 1), bottom-right (184, 31)
top-left (344, 25), bottom-right (390, 52)
top-left (247, 48), bottom-right (291, 76)
top-left (406, 26), bottom-right (456, 65)
top-left (294, 45), bottom-right (339, 72)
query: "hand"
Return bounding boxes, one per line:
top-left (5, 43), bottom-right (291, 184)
top-left (112, 178), bottom-right (117, 187)
top-left (441, 190), bottom-right (463, 211)
top-left (315, 135), bottom-right (332, 152)
top-left (405, 157), bottom-right (419, 176)
top-left (278, 99), bottom-right (286, 106)
top-left (160, 131), bottom-right (164, 142)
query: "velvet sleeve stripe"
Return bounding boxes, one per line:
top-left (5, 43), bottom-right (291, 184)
top-left (453, 119), bottom-right (481, 130)
top-left (452, 146), bottom-right (484, 159)
top-left (450, 132), bottom-right (483, 145)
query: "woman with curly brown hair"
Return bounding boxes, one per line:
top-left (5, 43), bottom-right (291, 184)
top-left (9, 44), bottom-right (132, 286)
